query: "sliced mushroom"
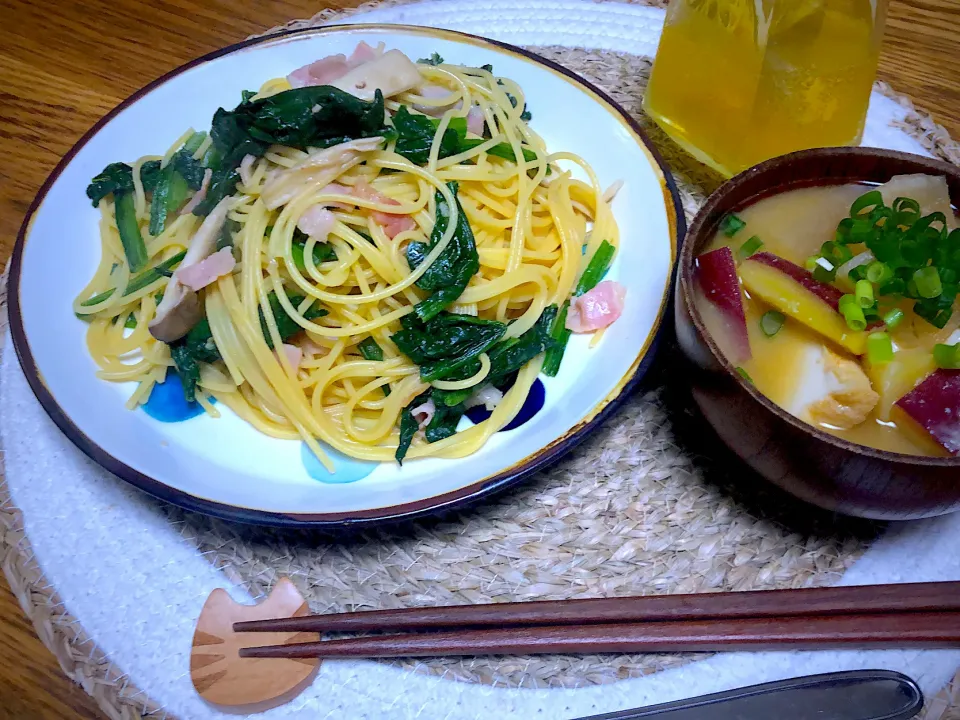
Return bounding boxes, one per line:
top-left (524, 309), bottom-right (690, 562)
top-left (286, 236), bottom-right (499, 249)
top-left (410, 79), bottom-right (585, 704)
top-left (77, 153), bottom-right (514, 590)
top-left (261, 137), bottom-right (384, 210)
top-left (331, 49), bottom-right (422, 101)
top-left (149, 197), bottom-right (231, 343)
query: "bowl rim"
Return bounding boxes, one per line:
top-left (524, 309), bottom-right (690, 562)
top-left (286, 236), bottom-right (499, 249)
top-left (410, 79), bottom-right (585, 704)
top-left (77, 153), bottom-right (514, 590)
top-left (678, 145), bottom-right (960, 468)
top-left (7, 22), bottom-right (686, 528)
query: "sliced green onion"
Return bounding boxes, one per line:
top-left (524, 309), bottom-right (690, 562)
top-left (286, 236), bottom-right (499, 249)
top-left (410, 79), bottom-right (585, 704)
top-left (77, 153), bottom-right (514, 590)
top-left (933, 343), bottom-right (960, 369)
top-left (719, 213), bottom-right (746, 237)
top-left (882, 307), bottom-right (905, 330)
top-left (812, 256), bottom-right (836, 283)
top-left (866, 332), bottom-right (894, 365)
top-left (914, 266), bottom-right (942, 299)
top-left (892, 196), bottom-right (921, 216)
top-left (804, 256), bottom-right (819, 272)
top-left (838, 294), bottom-right (867, 331)
top-left (759, 310), bottom-right (785, 337)
top-left (821, 240), bottom-right (853, 266)
top-left (847, 265), bottom-right (868, 282)
top-left (914, 301), bottom-right (953, 329)
top-left (865, 262), bottom-right (893, 285)
top-left (735, 366), bottom-right (754, 384)
top-left (855, 279), bottom-right (875, 308)
top-left (738, 235), bottom-right (763, 259)
top-left (850, 190), bottom-right (884, 217)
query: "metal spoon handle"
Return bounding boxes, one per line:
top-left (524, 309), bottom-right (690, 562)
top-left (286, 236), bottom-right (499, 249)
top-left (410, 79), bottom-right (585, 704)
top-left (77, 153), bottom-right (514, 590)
top-left (576, 670), bottom-right (923, 720)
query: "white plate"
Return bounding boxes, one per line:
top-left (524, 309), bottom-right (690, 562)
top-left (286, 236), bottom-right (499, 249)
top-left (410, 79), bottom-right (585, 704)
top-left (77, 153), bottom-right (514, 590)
top-left (9, 24), bottom-right (682, 527)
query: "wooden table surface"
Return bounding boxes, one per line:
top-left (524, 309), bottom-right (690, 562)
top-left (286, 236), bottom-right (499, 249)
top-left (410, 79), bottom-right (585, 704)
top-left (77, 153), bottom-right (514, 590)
top-left (1, 0), bottom-right (959, 716)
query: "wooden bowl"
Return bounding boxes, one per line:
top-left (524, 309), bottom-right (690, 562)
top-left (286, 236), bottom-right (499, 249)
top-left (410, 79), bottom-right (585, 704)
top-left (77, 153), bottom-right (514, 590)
top-left (675, 147), bottom-right (960, 520)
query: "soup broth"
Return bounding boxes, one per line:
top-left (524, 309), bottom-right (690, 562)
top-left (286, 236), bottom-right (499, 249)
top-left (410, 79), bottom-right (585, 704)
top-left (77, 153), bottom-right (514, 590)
top-left (695, 176), bottom-right (960, 457)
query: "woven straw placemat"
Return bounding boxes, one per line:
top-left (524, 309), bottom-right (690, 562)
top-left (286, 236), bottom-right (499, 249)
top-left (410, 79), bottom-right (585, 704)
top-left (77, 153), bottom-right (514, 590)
top-left (3, 2), bottom-right (960, 718)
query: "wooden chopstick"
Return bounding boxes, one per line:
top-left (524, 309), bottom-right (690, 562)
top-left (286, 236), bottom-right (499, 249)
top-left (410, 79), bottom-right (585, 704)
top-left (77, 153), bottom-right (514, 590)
top-left (233, 581), bottom-right (960, 634)
top-left (238, 610), bottom-right (960, 659)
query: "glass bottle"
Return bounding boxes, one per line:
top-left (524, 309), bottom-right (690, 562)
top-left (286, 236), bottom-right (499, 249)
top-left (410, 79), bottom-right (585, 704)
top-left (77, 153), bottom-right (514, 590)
top-left (644, 0), bottom-right (888, 177)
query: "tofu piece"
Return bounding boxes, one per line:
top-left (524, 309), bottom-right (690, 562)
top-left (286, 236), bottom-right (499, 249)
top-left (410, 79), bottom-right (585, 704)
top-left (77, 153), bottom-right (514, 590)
top-left (787, 344), bottom-right (879, 430)
top-left (878, 174), bottom-right (958, 230)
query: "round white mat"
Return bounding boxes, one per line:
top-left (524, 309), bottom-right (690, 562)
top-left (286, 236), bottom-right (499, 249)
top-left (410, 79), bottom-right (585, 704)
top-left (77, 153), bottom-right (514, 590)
top-left (3, 2), bottom-right (960, 718)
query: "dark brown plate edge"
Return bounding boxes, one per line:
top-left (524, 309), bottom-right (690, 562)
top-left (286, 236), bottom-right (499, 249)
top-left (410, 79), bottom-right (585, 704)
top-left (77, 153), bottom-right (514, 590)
top-left (678, 145), bottom-right (960, 469)
top-left (7, 23), bottom-right (686, 529)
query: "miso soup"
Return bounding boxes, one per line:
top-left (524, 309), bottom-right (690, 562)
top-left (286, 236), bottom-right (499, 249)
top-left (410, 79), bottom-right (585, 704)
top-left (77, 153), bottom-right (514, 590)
top-left (693, 174), bottom-right (960, 456)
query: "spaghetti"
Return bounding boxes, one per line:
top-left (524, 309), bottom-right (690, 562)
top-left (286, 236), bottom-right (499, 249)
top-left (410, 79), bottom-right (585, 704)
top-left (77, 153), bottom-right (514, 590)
top-left (75, 45), bottom-right (623, 470)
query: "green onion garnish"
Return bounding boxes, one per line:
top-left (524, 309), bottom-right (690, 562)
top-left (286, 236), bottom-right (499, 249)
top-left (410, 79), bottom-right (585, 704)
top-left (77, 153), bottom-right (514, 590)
top-left (865, 261), bottom-right (893, 285)
top-left (913, 266), bottom-right (942, 299)
top-left (838, 294), bottom-right (867, 331)
top-left (759, 310), bottom-right (785, 337)
top-left (820, 240), bottom-right (853, 266)
top-left (866, 332), bottom-right (894, 365)
top-left (812, 256), bottom-right (836, 283)
top-left (848, 265), bottom-right (868, 282)
top-left (719, 213), bottom-right (746, 238)
top-left (735, 366), bottom-right (754, 384)
top-left (883, 307), bottom-right (905, 329)
top-left (855, 279), bottom-right (875, 308)
top-left (738, 235), bottom-right (763, 259)
top-left (804, 256), bottom-right (819, 272)
top-left (933, 343), bottom-right (960, 369)
top-left (850, 190), bottom-right (884, 217)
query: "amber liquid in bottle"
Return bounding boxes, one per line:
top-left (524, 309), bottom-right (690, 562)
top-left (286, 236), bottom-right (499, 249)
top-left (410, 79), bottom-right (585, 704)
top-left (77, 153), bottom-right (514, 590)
top-left (644, 0), bottom-right (886, 177)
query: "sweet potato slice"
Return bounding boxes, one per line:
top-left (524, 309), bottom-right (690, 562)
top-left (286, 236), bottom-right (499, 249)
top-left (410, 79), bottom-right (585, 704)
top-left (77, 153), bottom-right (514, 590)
top-left (693, 246), bottom-right (751, 363)
top-left (895, 369), bottom-right (960, 454)
top-left (740, 253), bottom-right (868, 355)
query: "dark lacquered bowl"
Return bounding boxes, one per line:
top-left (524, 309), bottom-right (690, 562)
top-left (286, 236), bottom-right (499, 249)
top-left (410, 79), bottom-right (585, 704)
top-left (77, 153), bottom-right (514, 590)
top-left (675, 147), bottom-right (960, 520)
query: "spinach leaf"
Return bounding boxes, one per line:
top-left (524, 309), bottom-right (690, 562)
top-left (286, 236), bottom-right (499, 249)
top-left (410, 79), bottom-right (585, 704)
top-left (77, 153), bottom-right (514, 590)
top-left (80, 250), bottom-right (187, 307)
top-left (358, 337), bottom-right (384, 361)
top-left (396, 390), bottom-right (431, 464)
top-left (149, 164), bottom-right (190, 237)
top-left (259, 292), bottom-right (328, 349)
top-left (291, 228), bottom-right (337, 272)
top-left (231, 86), bottom-right (388, 149)
top-left (458, 138), bottom-right (539, 165)
top-left (406, 183), bottom-right (480, 321)
top-left (194, 168), bottom-right (245, 216)
top-left (168, 316), bottom-right (224, 403)
top-left (172, 150), bottom-right (207, 190)
top-left (432, 387), bottom-right (472, 407)
top-left (417, 52), bottom-right (444, 66)
top-left (115, 192), bottom-right (148, 272)
top-left (183, 131), bottom-right (208, 155)
top-left (183, 317), bottom-right (222, 364)
top-left (216, 218), bottom-right (240, 252)
top-left (86, 160), bottom-right (161, 206)
top-left (543, 240), bottom-right (616, 377)
top-left (357, 337), bottom-right (391, 395)
top-left (424, 401), bottom-right (465, 443)
top-left (139, 160), bottom-right (164, 193)
top-left (391, 312), bottom-right (506, 382)
top-left (392, 106), bottom-right (461, 166)
top-left (486, 305), bottom-right (558, 385)
top-left (169, 343), bottom-right (202, 404)
top-left (194, 87), bottom-right (387, 216)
